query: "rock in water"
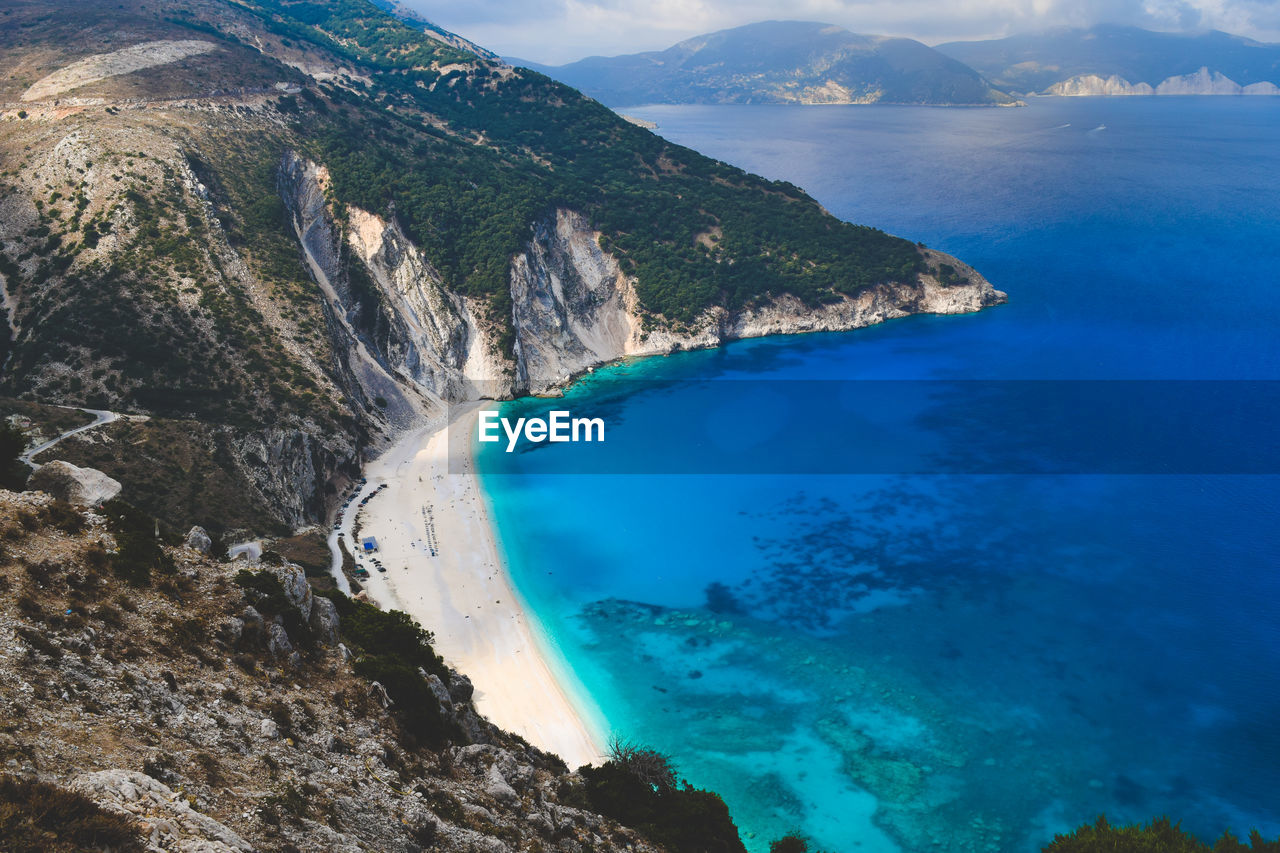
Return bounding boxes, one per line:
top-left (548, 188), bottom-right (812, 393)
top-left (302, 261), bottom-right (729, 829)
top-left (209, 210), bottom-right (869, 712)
top-left (28, 460), bottom-right (122, 505)
top-left (185, 525), bottom-right (212, 553)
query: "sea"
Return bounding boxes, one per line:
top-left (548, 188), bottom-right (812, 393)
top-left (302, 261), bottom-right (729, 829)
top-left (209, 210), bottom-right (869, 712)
top-left (475, 97), bottom-right (1280, 852)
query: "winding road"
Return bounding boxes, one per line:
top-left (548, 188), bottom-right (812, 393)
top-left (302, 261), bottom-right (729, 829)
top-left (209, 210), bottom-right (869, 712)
top-left (19, 407), bottom-right (120, 471)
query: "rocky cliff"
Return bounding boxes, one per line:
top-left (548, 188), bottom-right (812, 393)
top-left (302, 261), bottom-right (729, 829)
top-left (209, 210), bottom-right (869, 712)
top-left (1045, 67), bottom-right (1280, 95)
top-left (0, 0), bottom-right (1006, 537)
top-left (0, 490), bottom-right (665, 852)
top-left (282, 155), bottom-right (1006, 402)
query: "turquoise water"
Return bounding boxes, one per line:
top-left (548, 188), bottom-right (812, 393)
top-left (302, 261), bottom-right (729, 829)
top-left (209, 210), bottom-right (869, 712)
top-left (477, 98), bottom-right (1280, 852)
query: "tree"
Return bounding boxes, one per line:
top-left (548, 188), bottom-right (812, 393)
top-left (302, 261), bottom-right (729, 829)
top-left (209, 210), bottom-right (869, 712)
top-left (608, 735), bottom-right (677, 792)
top-left (579, 737), bottom-right (747, 853)
top-left (0, 422), bottom-right (28, 490)
top-left (1043, 816), bottom-right (1280, 853)
top-left (771, 835), bottom-right (812, 853)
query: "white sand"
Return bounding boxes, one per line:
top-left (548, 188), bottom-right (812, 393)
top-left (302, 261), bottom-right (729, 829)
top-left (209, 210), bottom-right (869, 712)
top-left (347, 403), bottom-right (607, 769)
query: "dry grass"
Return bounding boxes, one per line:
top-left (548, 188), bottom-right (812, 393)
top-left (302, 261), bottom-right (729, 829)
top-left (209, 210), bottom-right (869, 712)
top-left (0, 774), bottom-right (145, 853)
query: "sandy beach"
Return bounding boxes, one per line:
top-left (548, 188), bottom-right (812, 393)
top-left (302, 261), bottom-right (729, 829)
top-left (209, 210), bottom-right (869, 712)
top-left (338, 403), bottom-right (607, 769)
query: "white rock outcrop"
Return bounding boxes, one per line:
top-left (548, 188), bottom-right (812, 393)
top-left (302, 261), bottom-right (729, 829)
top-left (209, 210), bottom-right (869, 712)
top-left (72, 770), bottom-right (253, 852)
top-left (185, 526), bottom-right (212, 553)
top-left (1045, 74), bottom-right (1154, 96)
top-left (1155, 67), bottom-right (1243, 95)
top-left (280, 153), bottom-right (1006, 405)
top-left (21, 39), bottom-right (218, 102)
top-left (1045, 67), bottom-right (1280, 97)
top-left (28, 460), bottom-right (121, 505)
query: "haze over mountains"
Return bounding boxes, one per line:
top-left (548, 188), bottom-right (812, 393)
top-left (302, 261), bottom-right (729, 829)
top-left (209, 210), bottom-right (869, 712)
top-left (520, 21), bottom-right (1280, 104)
top-left (935, 25), bottom-right (1280, 95)
top-left (516, 21), bottom-right (1019, 106)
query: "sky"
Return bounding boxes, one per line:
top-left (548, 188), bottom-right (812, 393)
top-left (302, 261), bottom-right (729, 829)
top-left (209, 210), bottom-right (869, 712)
top-left (399, 0), bottom-right (1280, 65)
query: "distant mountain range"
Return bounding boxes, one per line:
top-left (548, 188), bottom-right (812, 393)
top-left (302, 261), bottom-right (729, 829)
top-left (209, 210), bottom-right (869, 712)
top-left (936, 25), bottom-right (1280, 95)
top-left (514, 21), bottom-right (1019, 107)
top-left (516, 22), bottom-right (1280, 105)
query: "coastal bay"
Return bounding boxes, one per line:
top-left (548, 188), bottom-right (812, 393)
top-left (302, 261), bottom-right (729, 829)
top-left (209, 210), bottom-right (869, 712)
top-left (338, 404), bottom-right (607, 770)
top-left (476, 98), bottom-right (1280, 852)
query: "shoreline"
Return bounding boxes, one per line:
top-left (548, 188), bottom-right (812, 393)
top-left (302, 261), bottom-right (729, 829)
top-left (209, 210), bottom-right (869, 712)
top-left (340, 402), bottom-right (608, 769)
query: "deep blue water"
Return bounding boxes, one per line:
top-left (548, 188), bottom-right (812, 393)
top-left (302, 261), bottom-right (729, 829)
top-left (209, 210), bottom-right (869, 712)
top-left (477, 98), bottom-right (1280, 852)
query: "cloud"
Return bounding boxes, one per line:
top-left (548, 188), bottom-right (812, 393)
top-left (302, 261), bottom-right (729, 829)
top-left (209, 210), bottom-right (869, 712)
top-left (399, 0), bottom-right (1280, 64)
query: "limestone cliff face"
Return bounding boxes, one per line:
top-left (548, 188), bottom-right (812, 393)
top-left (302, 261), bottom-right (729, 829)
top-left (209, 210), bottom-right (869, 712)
top-left (508, 210), bottom-right (639, 393)
top-left (279, 153), bottom-right (436, 428)
top-left (281, 154), bottom-right (1006, 411)
top-left (233, 426), bottom-right (348, 530)
top-left (1045, 67), bottom-right (1280, 96)
top-left (344, 206), bottom-right (510, 402)
top-left (1045, 74), bottom-right (1155, 96)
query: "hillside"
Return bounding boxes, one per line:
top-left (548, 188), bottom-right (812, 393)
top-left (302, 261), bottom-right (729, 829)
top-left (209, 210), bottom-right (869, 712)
top-left (0, 0), bottom-right (1003, 539)
top-left (937, 25), bottom-right (1280, 95)
top-left (0, 490), bottom-right (758, 851)
top-left (523, 21), bottom-right (1019, 106)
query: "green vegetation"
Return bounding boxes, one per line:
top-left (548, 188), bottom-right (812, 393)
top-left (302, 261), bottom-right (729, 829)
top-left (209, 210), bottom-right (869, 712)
top-left (0, 774), bottom-right (144, 853)
top-left (100, 499), bottom-right (173, 586)
top-left (47, 418), bottom-right (287, 536)
top-left (245, 0), bottom-right (923, 324)
top-left (0, 422), bottom-right (27, 490)
top-left (574, 737), bottom-right (746, 853)
top-left (935, 262), bottom-right (968, 285)
top-left (320, 589), bottom-right (460, 748)
top-left (234, 569), bottom-right (313, 647)
top-left (273, 531), bottom-right (332, 576)
top-left (1044, 816), bottom-right (1280, 852)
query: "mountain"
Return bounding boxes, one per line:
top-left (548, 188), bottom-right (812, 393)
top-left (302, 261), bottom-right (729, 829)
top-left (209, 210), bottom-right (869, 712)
top-left (937, 25), bottom-right (1280, 95)
top-left (368, 0), bottom-right (500, 60)
top-left (0, 0), bottom-right (1002, 540)
top-left (0, 1), bottom-right (1006, 845)
top-left (523, 21), bottom-right (1019, 106)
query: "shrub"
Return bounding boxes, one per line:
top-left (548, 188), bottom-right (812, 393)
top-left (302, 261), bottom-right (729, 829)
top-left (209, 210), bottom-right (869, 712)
top-left (91, 603), bottom-right (125, 628)
top-left (234, 569), bottom-right (312, 649)
top-left (580, 742), bottom-right (746, 853)
top-left (267, 700), bottom-right (295, 740)
top-left (335, 596), bottom-right (449, 681)
top-left (101, 500), bottom-right (170, 586)
top-left (83, 542), bottom-right (109, 571)
top-left (351, 655), bottom-right (458, 749)
top-left (1043, 816), bottom-right (1280, 852)
top-left (262, 782), bottom-right (312, 825)
top-left (0, 774), bottom-right (144, 852)
top-left (45, 499), bottom-right (84, 534)
top-left (771, 835), bottom-right (813, 853)
top-left (16, 626), bottom-right (62, 661)
top-left (15, 594), bottom-right (45, 622)
top-left (195, 752), bottom-right (224, 787)
top-left (0, 424), bottom-right (27, 491)
top-left (607, 735), bottom-right (676, 792)
top-left (142, 753), bottom-right (179, 785)
top-left (322, 590), bottom-right (461, 748)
